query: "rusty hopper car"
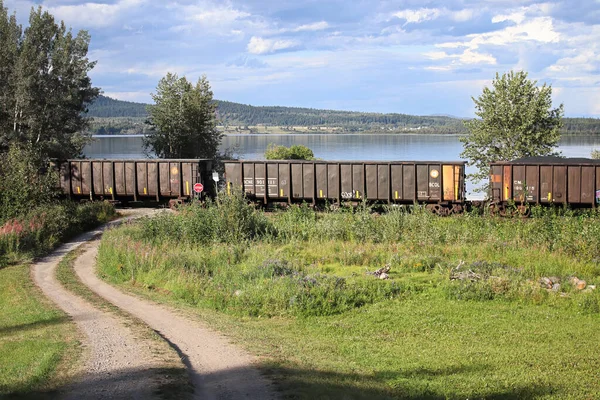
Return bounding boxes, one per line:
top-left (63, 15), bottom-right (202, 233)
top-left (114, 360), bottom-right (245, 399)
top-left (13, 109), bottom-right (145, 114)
top-left (224, 160), bottom-right (466, 214)
top-left (490, 157), bottom-right (600, 214)
top-left (60, 159), bottom-right (213, 205)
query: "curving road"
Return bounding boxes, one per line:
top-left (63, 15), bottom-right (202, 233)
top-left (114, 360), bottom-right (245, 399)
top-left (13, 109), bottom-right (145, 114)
top-left (32, 210), bottom-right (276, 399)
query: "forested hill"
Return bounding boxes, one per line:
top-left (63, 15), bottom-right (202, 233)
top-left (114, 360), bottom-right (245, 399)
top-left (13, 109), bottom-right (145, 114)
top-left (86, 95), bottom-right (148, 118)
top-left (86, 95), bottom-right (600, 135)
top-left (214, 100), bottom-right (464, 131)
top-left (86, 95), bottom-right (464, 132)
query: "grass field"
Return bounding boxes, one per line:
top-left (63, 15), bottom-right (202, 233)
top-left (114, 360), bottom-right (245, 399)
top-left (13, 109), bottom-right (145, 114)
top-left (96, 196), bottom-right (600, 399)
top-left (0, 264), bottom-right (80, 398)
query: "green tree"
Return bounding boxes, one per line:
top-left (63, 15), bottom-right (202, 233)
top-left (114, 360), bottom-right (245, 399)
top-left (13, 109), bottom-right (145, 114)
top-left (592, 150), bottom-right (600, 160)
top-left (460, 71), bottom-right (563, 190)
top-left (265, 143), bottom-right (315, 160)
top-left (0, 143), bottom-right (60, 221)
top-left (145, 73), bottom-right (222, 159)
top-left (0, 1), bottom-right (99, 160)
top-left (0, 2), bottom-right (21, 149)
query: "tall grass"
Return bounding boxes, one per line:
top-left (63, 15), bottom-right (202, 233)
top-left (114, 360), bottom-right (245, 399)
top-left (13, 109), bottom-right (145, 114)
top-left (0, 201), bottom-right (116, 267)
top-left (97, 191), bottom-right (600, 317)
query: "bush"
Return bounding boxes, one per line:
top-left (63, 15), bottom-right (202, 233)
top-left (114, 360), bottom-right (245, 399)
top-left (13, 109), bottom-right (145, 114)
top-left (0, 144), bottom-right (60, 222)
top-left (265, 143), bottom-right (315, 160)
top-left (0, 201), bottom-right (116, 266)
top-left (138, 189), bottom-right (272, 245)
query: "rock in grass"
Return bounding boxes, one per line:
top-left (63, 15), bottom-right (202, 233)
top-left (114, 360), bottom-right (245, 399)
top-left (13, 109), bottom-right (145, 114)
top-left (379, 273), bottom-right (389, 280)
top-left (570, 277), bottom-right (587, 290)
top-left (539, 277), bottom-right (552, 289)
top-left (552, 283), bottom-right (561, 292)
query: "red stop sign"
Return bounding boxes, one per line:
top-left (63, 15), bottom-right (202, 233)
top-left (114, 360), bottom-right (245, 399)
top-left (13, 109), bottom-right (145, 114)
top-left (193, 183), bottom-right (204, 193)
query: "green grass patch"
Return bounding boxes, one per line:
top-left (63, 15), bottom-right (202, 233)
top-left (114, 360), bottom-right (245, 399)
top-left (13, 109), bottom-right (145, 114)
top-left (0, 264), bottom-right (80, 398)
top-left (96, 195), bottom-right (600, 398)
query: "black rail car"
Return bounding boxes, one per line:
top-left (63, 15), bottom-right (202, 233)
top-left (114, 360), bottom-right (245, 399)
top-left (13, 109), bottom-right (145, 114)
top-left (490, 157), bottom-right (600, 215)
top-left (60, 159), bottom-right (213, 205)
top-left (224, 160), bottom-right (466, 214)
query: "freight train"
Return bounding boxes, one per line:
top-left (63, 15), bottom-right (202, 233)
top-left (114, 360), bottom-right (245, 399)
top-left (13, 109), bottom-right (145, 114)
top-left (59, 157), bottom-right (600, 214)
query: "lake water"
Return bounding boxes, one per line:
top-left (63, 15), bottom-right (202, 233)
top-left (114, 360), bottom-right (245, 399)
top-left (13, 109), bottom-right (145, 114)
top-left (83, 134), bottom-right (600, 198)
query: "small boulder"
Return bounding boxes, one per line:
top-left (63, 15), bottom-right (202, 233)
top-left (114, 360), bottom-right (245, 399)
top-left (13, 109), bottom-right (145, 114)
top-left (549, 276), bottom-right (561, 284)
top-left (539, 277), bottom-right (552, 289)
top-left (551, 283), bottom-right (561, 292)
top-left (379, 273), bottom-right (389, 280)
top-left (576, 280), bottom-right (587, 290)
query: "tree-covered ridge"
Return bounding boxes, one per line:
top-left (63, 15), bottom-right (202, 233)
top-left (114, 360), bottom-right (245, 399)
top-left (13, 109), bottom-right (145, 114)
top-left (87, 95), bottom-right (148, 118)
top-left (215, 100), bottom-right (464, 129)
top-left (87, 95), bottom-right (600, 135)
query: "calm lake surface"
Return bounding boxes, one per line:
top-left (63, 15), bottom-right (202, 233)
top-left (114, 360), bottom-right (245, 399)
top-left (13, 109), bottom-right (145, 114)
top-left (83, 134), bottom-right (600, 198)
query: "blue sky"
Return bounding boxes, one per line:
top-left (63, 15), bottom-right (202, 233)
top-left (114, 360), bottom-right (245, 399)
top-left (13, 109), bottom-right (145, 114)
top-left (5, 0), bottom-right (600, 117)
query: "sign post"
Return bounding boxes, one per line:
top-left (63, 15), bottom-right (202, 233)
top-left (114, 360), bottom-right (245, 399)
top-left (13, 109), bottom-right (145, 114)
top-left (212, 172), bottom-right (219, 199)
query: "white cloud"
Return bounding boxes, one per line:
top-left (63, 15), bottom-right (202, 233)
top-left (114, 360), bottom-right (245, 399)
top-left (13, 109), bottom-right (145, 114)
top-left (393, 8), bottom-right (440, 24)
top-left (48, 0), bottom-right (144, 28)
top-left (547, 50), bottom-right (600, 74)
top-left (436, 17), bottom-right (560, 50)
top-left (185, 6), bottom-right (250, 24)
top-left (293, 21), bottom-right (329, 32)
top-left (392, 7), bottom-right (476, 25)
top-left (247, 36), bottom-right (297, 54)
top-left (424, 49), bottom-right (496, 68)
top-left (492, 11), bottom-right (526, 24)
top-left (451, 9), bottom-right (476, 22)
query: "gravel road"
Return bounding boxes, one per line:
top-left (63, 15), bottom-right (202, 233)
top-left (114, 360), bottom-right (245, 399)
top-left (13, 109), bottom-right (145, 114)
top-left (75, 239), bottom-right (277, 400)
top-left (31, 222), bottom-right (181, 400)
top-left (32, 209), bottom-right (276, 400)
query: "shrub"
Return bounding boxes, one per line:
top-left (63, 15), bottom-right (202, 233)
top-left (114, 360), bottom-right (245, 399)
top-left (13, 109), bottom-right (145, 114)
top-left (265, 143), bottom-right (315, 160)
top-left (0, 201), bottom-right (115, 266)
top-left (0, 144), bottom-right (60, 222)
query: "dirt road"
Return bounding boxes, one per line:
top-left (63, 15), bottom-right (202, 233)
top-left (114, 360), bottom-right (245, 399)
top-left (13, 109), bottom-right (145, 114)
top-left (32, 210), bottom-right (276, 399)
top-left (75, 239), bottom-right (277, 400)
top-left (32, 224), bottom-right (182, 399)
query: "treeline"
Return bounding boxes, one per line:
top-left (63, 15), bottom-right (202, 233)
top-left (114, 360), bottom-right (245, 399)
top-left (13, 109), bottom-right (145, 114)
top-left (215, 100), bottom-right (464, 129)
top-left (86, 95), bottom-right (600, 135)
top-left (561, 118), bottom-right (600, 135)
top-left (86, 95), bottom-right (148, 118)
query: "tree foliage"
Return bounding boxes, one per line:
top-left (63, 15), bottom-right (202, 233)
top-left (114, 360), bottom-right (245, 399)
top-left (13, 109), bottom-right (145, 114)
top-left (145, 73), bottom-right (222, 159)
top-left (592, 150), bottom-right (600, 160)
top-left (0, 1), bottom-right (99, 160)
top-left (460, 71), bottom-right (563, 189)
top-left (0, 143), bottom-right (60, 221)
top-left (265, 144), bottom-right (315, 160)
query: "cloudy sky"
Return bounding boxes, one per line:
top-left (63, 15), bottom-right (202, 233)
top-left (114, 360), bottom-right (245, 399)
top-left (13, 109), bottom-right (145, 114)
top-left (5, 0), bottom-right (600, 116)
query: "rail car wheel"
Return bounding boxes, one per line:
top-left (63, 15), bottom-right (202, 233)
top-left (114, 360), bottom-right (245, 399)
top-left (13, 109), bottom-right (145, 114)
top-left (487, 202), bottom-right (498, 216)
top-left (169, 199), bottom-right (183, 209)
top-left (498, 204), bottom-right (511, 217)
top-left (426, 204), bottom-right (441, 215)
top-left (450, 204), bottom-right (463, 215)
